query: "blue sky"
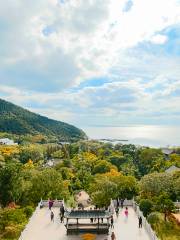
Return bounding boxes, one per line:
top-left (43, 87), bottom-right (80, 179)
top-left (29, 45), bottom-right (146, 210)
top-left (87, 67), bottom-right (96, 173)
top-left (0, 0), bottom-right (180, 127)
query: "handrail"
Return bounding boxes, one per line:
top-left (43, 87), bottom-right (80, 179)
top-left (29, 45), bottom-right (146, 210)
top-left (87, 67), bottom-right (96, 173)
top-left (112, 199), bottom-right (159, 240)
top-left (132, 201), bottom-right (159, 240)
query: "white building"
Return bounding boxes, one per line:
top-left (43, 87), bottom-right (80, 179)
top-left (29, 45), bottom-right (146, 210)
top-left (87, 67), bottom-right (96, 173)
top-left (0, 138), bottom-right (17, 145)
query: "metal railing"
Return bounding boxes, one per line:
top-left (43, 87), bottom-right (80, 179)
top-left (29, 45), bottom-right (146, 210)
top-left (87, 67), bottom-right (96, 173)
top-left (132, 201), bottom-right (159, 240)
top-left (40, 199), bottom-right (64, 207)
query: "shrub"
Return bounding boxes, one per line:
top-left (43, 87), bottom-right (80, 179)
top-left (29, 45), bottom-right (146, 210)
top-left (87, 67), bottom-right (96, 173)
top-left (147, 212), bottom-right (161, 225)
top-left (23, 206), bottom-right (34, 218)
top-left (4, 224), bottom-right (21, 239)
top-left (139, 199), bottom-right (153, 217)
top-left (0, 208), bottom-right (27, 231)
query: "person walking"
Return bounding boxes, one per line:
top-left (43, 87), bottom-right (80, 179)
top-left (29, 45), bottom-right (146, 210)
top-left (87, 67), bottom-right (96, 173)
top-left (110, 216), bottom-right (114, 228)
top-left (39, 200), bottom-right (43, 209)
top-left (111, 231), bottom-right (116, 240)
top-left (51, 211), bottom-right (54, 222)
top-left (139, 216), bottom-right (142, 228)
top-left (124, 207), bottom-right (128, 218)
top-left (120, 199), bottom-right (124, 208)
top-left (60, 205), bottom-right (65, 217)
top-left (60, 213), bottom-right (64, 223)
top-left (49, 200), bottom-right (53, 210)
top-left (115, 207), bottom-right (119, 217)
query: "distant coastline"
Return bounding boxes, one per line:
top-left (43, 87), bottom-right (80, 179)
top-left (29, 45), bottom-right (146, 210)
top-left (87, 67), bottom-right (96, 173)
top-left (98, 138), bottom-right (128, 142)
top-left (83, 125), bottom-right (180, 147)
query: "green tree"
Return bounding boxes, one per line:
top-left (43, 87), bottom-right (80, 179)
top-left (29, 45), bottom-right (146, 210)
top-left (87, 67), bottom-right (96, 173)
top-left (20, 145), bottom-right (44, 164)
top-left (169, 154), bottom-right (180, 168)
top-left (93, 160), bottom-right (116, 174)
top-left (139, 199), bottom-right (153, 217)
top-left (0, 163), bottom-right (23, 206)
top-left (29, 168), bottom-right (70, 203)
top-left (112, 175), bottom-right (138, 199)
top-left (51, 149), bottom-right (64, 159)
top-left (90, 177), bottom-right (117, 207)
top-left (0, 208), bottom-right (27, 234)
top-left (156, 193), bottom-right (174, 221)
top-left (138, 148), bottom-right (164, 175)
top-left (115, 144), bottom-right (137, 158)
top-left (139, 173), bottom-right (173, 198)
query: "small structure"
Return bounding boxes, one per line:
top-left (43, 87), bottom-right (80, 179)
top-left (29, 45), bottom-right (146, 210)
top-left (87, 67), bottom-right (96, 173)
top-left (75, 191), bottom-right (91, 208)
top-left (64, 209), bottom-right (112, 235)
top-left (165, 165), bottom-right (180, 173)
top-left (161, 148), bottom-right (174, 159)
top-left (0, 138), bottom-right (17, 145)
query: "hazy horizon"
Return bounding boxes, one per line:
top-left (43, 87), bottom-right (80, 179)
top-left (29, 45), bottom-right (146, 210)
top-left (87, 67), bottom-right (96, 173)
top-left (82, 125), bottom-right (180, 147)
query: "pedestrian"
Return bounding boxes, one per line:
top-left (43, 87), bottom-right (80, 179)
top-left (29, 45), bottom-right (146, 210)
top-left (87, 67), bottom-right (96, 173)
top-left (120, 199), bottom-right (124, 208)
top-left (60, 213), bottom-right (64, 223)
top-left (115, 207), bottom-right (119, 217)
top-left (39, 200), bottom-right (43, 209)
top-left (110, 216), bottom-right (114, 228)
top-left (139, 216), bottom-right (142, 228)
top-left (51, 211), bottom-right (54, 222)
top-left (111, 231), bottom-right (116, 240)
top-left (60, 205), bottom-right (65, 217)
top-left (124, 207), bottom-right (128, 218)
top-left (101, 218), bottom-right (103, 223)
top-left (49, 199), bottom-right (53, 210)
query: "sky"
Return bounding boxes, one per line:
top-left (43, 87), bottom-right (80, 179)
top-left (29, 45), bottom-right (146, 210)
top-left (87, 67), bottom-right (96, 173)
top-left (0, 0), bottom-right (180, 128)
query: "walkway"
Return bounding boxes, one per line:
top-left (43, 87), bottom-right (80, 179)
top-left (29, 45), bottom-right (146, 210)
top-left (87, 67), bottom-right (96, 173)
top-left (20, 207), bottom-right (151, 240)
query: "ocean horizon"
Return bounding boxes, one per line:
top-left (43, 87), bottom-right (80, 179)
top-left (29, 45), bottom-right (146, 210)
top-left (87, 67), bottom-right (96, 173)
top-left (82, 125), bottom-right (180, 148)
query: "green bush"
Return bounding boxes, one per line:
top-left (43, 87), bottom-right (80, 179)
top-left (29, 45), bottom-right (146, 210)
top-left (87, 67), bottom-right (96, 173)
top-left (147, 212), bottom-right (161, 225)
top-left (139, 199), bottom-right (153, 217)
top-left (0, 208), bottom-right (27, 232)
top-left (23, 206), bottom-right (34, 218)
top-left (3, 224), bottom-right (21, 239)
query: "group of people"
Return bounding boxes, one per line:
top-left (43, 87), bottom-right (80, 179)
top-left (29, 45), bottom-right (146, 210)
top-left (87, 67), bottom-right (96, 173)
top-left (48, 200), bottom-right (54, 222)
top-left (115, 206), bottom-right (129, 218)
top-left (47, 200), bottom-right (65, 223)
top-left (45, 199), bottom-right (143, 240)
top-left (109, 205), bottom-right (143, 240)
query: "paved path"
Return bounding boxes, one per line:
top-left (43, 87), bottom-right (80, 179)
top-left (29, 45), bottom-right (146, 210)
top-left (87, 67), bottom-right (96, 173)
top-left (20, 207), bottom-right (151, 240)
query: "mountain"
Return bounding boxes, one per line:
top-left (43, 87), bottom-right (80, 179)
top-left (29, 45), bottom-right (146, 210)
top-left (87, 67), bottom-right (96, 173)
top-left (0, 98), bottom-right (87, 141)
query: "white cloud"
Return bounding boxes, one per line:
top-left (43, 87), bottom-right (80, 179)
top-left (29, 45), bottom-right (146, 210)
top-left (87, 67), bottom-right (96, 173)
top-left (0, 0), bottom-right (180, 91)
top-left (150, 34), bottom-right (168, 44)
top-left (0, 0), bottom-right (180, 126)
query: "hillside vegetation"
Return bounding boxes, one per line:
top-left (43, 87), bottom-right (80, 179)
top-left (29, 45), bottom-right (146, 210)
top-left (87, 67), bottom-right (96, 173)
top-left (0, 98), bottom-right (86, 142)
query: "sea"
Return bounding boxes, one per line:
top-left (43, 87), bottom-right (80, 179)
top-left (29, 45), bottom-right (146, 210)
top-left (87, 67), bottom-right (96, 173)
top-left (82, 125), bottom-right (180, 148)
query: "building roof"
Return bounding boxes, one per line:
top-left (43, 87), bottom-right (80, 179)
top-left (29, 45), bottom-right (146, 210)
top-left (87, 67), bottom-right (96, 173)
top-left (162, 148), bottom-right (174, 155)
top-left (165, 165), bottom-right (180, 173)
top-left (65, 210), bottom-right (112, 219)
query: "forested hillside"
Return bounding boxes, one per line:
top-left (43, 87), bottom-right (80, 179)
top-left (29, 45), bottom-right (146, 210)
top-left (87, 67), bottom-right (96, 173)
top-left (0, 99), bottom-right (86, 141)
